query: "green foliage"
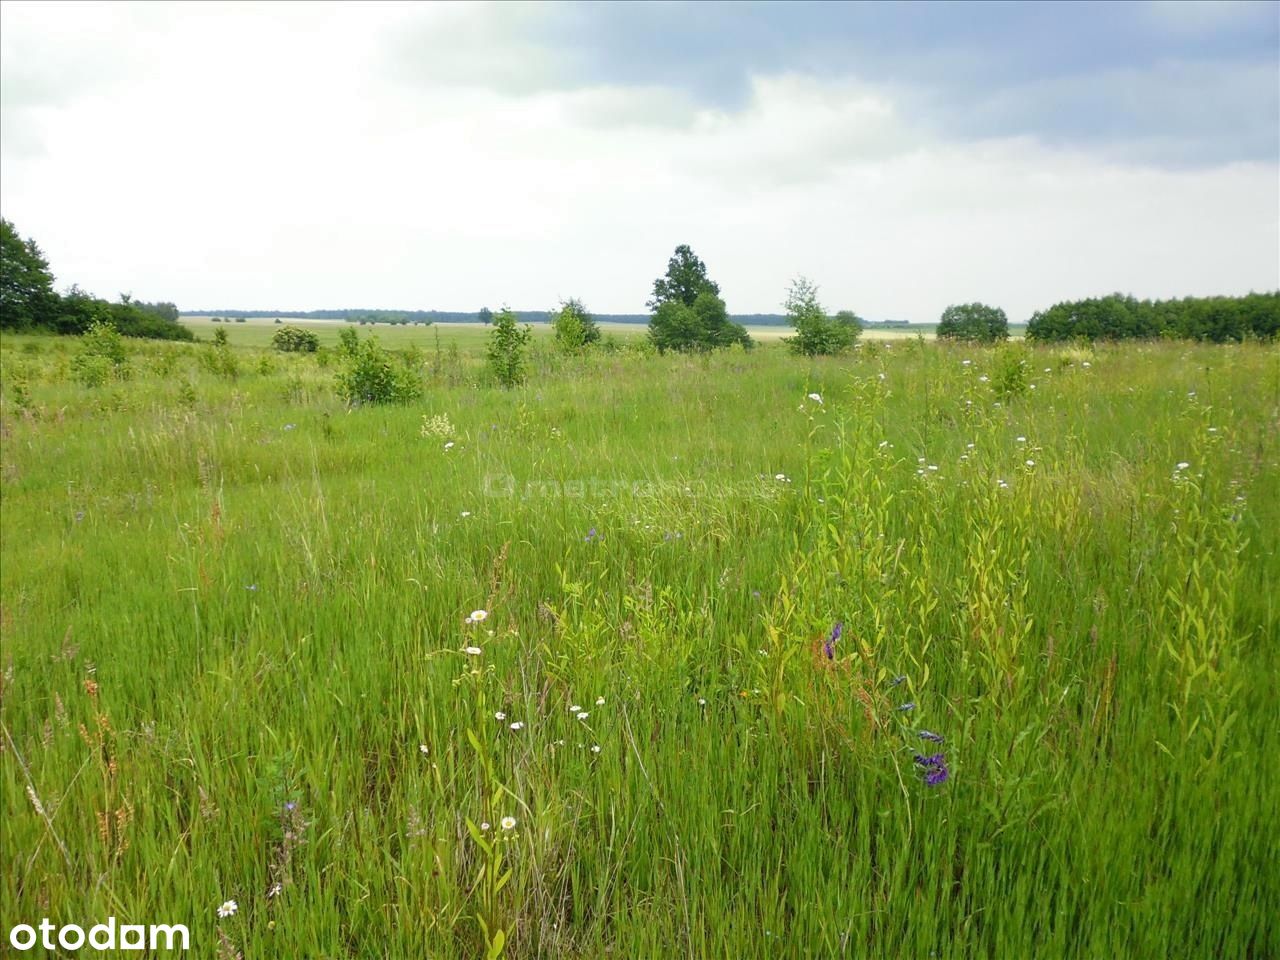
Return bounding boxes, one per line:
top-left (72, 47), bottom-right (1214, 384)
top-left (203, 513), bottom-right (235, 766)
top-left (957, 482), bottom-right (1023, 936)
top-left (647, 243), bottom-right (720, 310)
top-left (992, 345), bottom-right (1029, 399)
top-left (70, 320), bottom-right (129, 387)
top-left (212, 327), bottom-right (229, 346)
top-left (335, 335), bottom-right (423, 405)
top-left (646, 246), bottom-right (750, 353)
top-left (937, 302), bottom-right (1009, 343)
top-left (0, 218), bottom-right (59, 329)
top-left (648, 291), bottom-right (752, 354)
top-left (1027, 291), bottom-right (1279, 343)
top-left (479, 306), bottom-right (493, 325)
top-left (337, 326), bottom-right (360, 359)
top-left (486, 308), bottom-right (533, 387)
top-left (199, 330), bottom-right (240, 380)
top-left (551, 298), bottom-right (600, 353)
top-left (0, 336), bottom-right (1277, 958)
top-left (782, 276), bottom-right (860, 356)
top-left (272, 325), bottom-right (320, 353)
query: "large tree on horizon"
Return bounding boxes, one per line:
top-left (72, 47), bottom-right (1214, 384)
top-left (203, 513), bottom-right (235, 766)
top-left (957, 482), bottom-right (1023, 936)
top-left (0, 218), bottom-right (59, 330)
top-left (647, 244), bottom-right (750, 353)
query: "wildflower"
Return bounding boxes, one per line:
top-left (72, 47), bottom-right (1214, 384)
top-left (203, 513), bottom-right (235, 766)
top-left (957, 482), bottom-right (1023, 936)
top-left (697, 697), bottom-right (707, 706)
top-left (267, 882), bottom-right (283, 899)
top-left (1016, 436), bottom-right (1026, 443)
top-left (823, 622), bottom-right (843, 660)
top-left (591, 744), bottom-right (602, 753)
top-left (217, 900), bottom-right (238, 919)
top-left (998, 479), bottom-right (1009, 489)
top-left (576, 711), bottom-right (589, 720)
top-left (595, 696), bottom-right (605, 706)
top-left (914, 752), bottom-right (950, 786)
top-left (570, 704), bottom-right (582, 712)
top-left (1176, 461), bottom-right (1190, 471)
top-left (494, 711), bottom-right (506, 721)
top-left (509, 721), bottom-right (525, 731)
top-left (500, 816), bottom-right (517, 831)
top-left (897, 702), bottom-right (916, 712)
top-left (283, 423), bottom-right (296, 431)
top-left (807, 392), bottom-right (823, 403)
top-left (419, 744), bottom-right (430, 755)
top-left (918, 730), bottom-right (945, 743)
top-left (284, 801), bottom-right (297, 812)
top-left (245, 584), bottom-right (257, 591)
top-left (469, 609), bottom-right (488, 622)
top-left (1082, 361), bottom-right (1091, 368)
top-left (1024, 459), bottom-right (1035, 467)
top-left (889, 675), bottom-right (907, 686)
top-left (584, 527), bottom-right (598, 542)
top-left (460, 510), bottom-right (471, 518)
top-left (978, 375), bottom-right (989, 382)
top-left (480, 822), bottom-right (490, 831)
top-left (463, 646), bottom-right (482, 656)
top-left (444, 441), bottom-right (455, 450)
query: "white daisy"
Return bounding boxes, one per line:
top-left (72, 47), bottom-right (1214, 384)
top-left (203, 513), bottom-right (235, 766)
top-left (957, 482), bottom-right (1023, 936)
top-left (469, 609), bottom-right (488, 622)
top-left (500, 816), bottom-right (517, 831)
top-left (217, 900), bottom-right (238, 919)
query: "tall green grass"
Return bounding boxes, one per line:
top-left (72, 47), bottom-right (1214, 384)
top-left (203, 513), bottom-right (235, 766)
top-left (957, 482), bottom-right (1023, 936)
top-left (2, 332), bottom-right (1277, 957)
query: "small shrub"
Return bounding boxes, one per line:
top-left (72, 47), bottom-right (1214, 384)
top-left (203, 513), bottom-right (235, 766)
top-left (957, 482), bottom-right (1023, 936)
top-left (993, 347), bottom-right (1029, 399)
top-left (336, 337), bottom-right (423, 405)
top-left (71, 321), bottom-right (130, 387)
top-left (486, 308), bottom-right (533, 387)
top-left (272, 326), bottom-right (320, 353)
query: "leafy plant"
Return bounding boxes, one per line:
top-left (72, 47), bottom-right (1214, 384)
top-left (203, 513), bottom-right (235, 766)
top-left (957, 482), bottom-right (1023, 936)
top-left (486, 309), bottom-right (532, 387)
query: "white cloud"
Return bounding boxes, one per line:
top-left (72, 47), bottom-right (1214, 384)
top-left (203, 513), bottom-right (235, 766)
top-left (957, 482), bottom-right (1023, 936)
top-left (1, 1), bottom-right (1275, 320)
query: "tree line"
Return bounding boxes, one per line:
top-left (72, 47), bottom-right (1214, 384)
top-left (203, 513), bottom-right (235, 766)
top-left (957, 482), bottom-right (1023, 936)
top-left (0, 219), bottom-right (192, 341)
top-left (1026, 292), bottom-right (1279, 343)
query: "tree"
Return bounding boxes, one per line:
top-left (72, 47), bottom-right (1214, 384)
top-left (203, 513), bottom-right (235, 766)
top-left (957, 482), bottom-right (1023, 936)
top-left (552, 297), bottom-right (600, 352)
top-left (487, 308), bottom-right (533, 386)
top-left (649, 290), bottom-right (752, 353)
top-left (647, 243), bottom-right (720, 310)
top-left (646, 244), bottom-right (750, 353)
top-left (936, 302), bottom-right (1009, 343)
top-left (478, 307), bottom-right (493, 325)
top-left (0, 219), bottom-right (59, 330)
top-left (782, 276), bottom-right (859, 356)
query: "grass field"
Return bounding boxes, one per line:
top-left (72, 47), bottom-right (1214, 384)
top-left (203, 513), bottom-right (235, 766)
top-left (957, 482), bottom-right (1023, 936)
top-left (178, 316), bottom-right (954, 348)
top-left (1, 330), bottom-right (1277, 958)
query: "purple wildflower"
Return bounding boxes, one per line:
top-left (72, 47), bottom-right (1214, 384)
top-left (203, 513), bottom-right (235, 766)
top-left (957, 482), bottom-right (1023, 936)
top-left (913, 752), bottom-right (950, 787)
top-left (584, 527), bottom-right (598, 542)
top-left (889, 675), bottom-right (907, 686)
top-left (823, 622), bottom-right (843, 659)
top-left (897, 702), bottom-right (915, 712)
top-left (918, 730), bottom-right (945, 744)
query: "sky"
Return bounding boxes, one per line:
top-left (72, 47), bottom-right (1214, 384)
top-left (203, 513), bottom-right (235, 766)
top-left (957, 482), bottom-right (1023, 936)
top-left (1, 0), bottom-right (1277, 321)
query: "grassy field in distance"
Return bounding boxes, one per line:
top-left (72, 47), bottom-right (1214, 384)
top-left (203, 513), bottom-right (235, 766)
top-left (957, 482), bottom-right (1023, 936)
top-left (1, 329), bottom-right (1275, 958)
top-left (178, 315), bottom-right (975, 347)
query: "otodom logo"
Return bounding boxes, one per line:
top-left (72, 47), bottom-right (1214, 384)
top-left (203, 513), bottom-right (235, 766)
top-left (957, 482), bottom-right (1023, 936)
top-left (7, 917), bottom-right (189, 952)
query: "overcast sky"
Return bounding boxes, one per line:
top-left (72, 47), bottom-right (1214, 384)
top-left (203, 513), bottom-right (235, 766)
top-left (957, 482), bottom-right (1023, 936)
top-left (2, 0), bottom-right (1277, 321)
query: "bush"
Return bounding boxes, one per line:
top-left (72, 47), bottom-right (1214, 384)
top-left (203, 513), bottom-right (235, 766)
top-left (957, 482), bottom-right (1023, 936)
top-left (552, 298), bottom-right (600, 353)
top-left (782, 277), bottom-right (859, 356)
top-left (486, 308), bottom-right (533, 387)
top-left (937, 303), bottom-right (1008, 343)
top-left (71, 320), bottom-right (130, 387)
top-left (336, 336), bottom-right (423, 405)
top-left (272, 326), bottom-right (320, 353)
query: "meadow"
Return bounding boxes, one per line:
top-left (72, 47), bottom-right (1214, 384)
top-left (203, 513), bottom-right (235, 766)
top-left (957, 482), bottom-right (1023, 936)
top-left (1, 327), bottom-right (1276, 958)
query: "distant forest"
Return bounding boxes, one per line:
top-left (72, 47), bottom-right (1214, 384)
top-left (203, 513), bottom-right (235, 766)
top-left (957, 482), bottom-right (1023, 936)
top-left (183, 308), bottom-right (919, 328)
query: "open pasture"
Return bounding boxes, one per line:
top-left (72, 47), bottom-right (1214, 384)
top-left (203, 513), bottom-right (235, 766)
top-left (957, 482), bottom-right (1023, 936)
top-left (1, 334), bottom-right (1277, 957)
